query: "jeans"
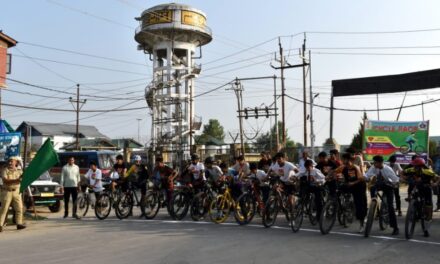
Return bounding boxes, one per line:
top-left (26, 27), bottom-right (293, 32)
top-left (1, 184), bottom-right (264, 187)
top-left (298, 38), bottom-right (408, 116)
top-left (63, 187), bottom-right (78, 216)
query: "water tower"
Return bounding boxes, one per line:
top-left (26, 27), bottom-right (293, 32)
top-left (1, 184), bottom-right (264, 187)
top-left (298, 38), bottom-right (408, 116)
top-left (135, 3), bottom-right (212, 166)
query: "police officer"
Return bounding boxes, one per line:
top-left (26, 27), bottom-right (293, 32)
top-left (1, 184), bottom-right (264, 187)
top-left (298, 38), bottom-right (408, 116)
top-left (0, 156), bottom-right (26, 231)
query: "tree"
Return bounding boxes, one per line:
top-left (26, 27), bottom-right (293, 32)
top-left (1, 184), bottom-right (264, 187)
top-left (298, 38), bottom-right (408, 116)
top-left (255, 121), bottom-right (296, 151)
top-left (429, 139), bottom-right (438, 157)
top-left (195, 119), bottom-right (225, 145)
top-left (350, 112), bottom-right (368, 151)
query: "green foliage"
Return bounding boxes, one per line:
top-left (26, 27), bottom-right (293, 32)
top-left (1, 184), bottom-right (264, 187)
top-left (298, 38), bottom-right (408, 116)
top-left (195, 119), bottom-right (225, 145)
top-left (429, 139), bottom-right (438, 157)
top-left (350, 112), bottom-right (368, 151)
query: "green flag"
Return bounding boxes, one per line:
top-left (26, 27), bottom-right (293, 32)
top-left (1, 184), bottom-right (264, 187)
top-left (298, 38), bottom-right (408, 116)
top-left (20, 138), bottom-right (59, 193)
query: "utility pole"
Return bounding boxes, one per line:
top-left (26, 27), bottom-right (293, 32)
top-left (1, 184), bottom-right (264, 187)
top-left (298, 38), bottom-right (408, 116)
top-left (136, 118), bottom-right (142, 142)
top-left (273, 75), bottom-right (279, 151)
top-left (271, 39), bottom-right (309, 149)
top-left (228, 78), bottom-right (245, 155)
top-left (309, 50), bottom-right (318, 159)
top-left (302, 33), bottom-right (308, 147)
top-left (69, 84), bottom-right (87, 151)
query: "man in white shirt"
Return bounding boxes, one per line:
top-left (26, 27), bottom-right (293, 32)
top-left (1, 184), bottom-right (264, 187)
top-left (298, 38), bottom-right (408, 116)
top-left (188, 154), bottom-right (205, 188)
top-left (249, 162), bottom-right (269, 207)
top-left (60, 156), bottom-right (81, 219)
top-left (365, 155), bottom-right (399, 235)
top-left (272, 152), bottom-right (298, 207)
top-left (85, 161), bottom-right (103, 202)
top-left (294, 159), bottom-right (326, 220)
top-left (298, 151), bottom-right (317, 173)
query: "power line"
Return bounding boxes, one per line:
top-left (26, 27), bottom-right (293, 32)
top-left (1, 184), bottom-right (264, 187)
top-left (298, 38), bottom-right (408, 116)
top-left (309, 45), bottom-right (440, 50)
top-left (2, 100), bottom-right (145, 112)
top-left (194, 82), bottom-right (232, 98)
top-left (312, 51), bottom-right (440, 56)
top-left (306, 28), bottom-right (440, 35)
top-left (19, 41), bottom-right (148, 67)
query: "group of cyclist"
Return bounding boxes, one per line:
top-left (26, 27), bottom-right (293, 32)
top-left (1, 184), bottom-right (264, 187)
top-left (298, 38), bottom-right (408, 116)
top-left (81, 148), bottom-right (440, 238)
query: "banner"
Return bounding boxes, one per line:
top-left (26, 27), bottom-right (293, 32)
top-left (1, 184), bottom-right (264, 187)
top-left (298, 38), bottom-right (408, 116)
top-left (363, 120), bottom-right (429, 164)
top-left (0, 132), bottom-right (21, 161)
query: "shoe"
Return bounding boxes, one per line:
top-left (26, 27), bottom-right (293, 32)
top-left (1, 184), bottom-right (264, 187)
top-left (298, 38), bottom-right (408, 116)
top-left (17, 225), bottom-right (26, 230)
top-left (73, 214), bottom-right (81, 220)
top-left (392, 228), bottom-right (399, 236)
top-left (424, 230), bottom-right (430, 237)
top-left (435, 206), bottom-right (440, 212)
top-left (359, 225), bottom-right (365, 233)
top-left (63, 214), bottom-right (68, 219)
top-left (398, 211), bottom-right (402, 217)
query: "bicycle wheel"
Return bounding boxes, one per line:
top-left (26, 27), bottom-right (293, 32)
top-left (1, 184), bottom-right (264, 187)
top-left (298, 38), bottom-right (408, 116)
top-left (379, 199), bottom-right (390, 231)
top-left (308, 194), bottom-right (318, 226)
top-left (116, 192), bottom-right (133, 219)
top-left (291, 200), bottom-right (304, 233)
top-left (319, 199), bottom-right (337, 235)
top-left (364, 199), bottom-right (377, 237)
top-left (234, 192), bottom-right (256, 225)
top-left (190, 192), bottom-right (209, 221)
top-left (170, 191), bottom-right (190, 220)
top-left (144, 192), bottom-right (161, 219)
top-left (400, 145), bottom-right (409, 154)
top-left (76, 193), bottom-right (89, 217)
top-left (343, 195), bottom-right (355, 228)
top-left (405, 200), bottom-right (417, 239)
top-left (415, 145), bottom-right (425, 155)
top-left (95, 193), bottom-right (111, 220)
top-left (262, 196), bottom-right (279, 228)
top-left (209, 195), bottom-right (231, 224)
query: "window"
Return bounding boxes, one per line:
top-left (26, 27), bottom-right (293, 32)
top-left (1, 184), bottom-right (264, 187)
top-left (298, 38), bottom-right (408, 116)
top-left (6, 54), bottom-right (11, 74)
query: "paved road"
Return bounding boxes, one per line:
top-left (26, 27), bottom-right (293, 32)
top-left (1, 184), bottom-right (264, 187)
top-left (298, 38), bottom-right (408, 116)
top-left (1, 205), bottom-right (440, 264)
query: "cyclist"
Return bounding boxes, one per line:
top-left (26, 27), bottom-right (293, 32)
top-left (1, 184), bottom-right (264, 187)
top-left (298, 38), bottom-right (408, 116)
top-left (334, 153), bottom-right (367, 233)
top-left (249, 162), bottom-right (270, 208)
top-left (270, 152), bottom-right (299, 207)
top-left (188, 154), bottom-right (205, 190)
top-left (294, 159), bottom-right (325, 221)
top-left (345, 147), bottom-right (365, 174)
top-left (316, 151), bottom-right (338, 197)
top-left (231, 155), bottom-right (250, 198)
top-left (151, 156), bottom-right (178, 204)
top-left (365, 155), bottom-right (400, 235)
top-left (126, 155), bottom-right (149, 207)
top-left (258, 152), bottom-right (272, 172)
top-left (388, 155), bottom-right (403, 216)
top-left (84, 161), bottom-right (103, 204)
top-left (111, 154), bottom-right (128, 191)
top-left (403, 157), bottom-right (439, 236)
top-left (204, 156), bottom-right (224, 190)
top-left (329, 149), bottom-right (342, 167)
top-left (298, 151), bottom-right (317, 173)
top-left (405, 132), bottom-right (417, 152)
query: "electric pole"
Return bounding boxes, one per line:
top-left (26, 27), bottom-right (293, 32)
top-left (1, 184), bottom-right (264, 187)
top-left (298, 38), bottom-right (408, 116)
top-left (69, 84), bottom-right (87, 151)
top-left (228, 78), bottom-right (245, 155)
top-left (302, 33), bottom-right (308, 147)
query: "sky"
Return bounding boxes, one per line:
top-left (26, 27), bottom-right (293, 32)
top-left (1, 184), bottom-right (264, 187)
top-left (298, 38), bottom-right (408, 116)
top-left (2, 0), bottom-right (440, 147)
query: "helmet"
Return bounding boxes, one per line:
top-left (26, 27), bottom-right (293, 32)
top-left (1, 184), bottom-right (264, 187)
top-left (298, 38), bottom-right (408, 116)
top-left (411, 158), bottom-right (426, 167)
top-left (133, 155), bottom-right (142, 161)
top-left (204, 156), bottom-right (214, 164)
top-left (191, 154), bottom-right (199, 161)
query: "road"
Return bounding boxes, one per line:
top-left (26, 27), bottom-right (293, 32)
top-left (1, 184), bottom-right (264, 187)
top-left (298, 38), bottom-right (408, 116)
top-left (1, 204), bottom-right (440, 264)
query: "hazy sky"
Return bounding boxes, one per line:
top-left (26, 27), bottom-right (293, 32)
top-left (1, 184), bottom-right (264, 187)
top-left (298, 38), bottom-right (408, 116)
top-left (2, 0), bottom-right (440, 146)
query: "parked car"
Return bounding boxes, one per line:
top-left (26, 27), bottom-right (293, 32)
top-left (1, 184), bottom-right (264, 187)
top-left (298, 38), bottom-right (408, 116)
top-left (23, 171), bottom-right (63, 213)
top-left (50, 150), bottom-right (118, 183)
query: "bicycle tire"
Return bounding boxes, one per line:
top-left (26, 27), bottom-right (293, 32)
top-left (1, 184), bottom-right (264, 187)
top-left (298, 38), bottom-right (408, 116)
top-left (319, 199), bottom-right (337, 235)
top-left (343, 195), bottom-right (355, 228)
top-left (144, 192), bottom-right (161, 219)
top-left (95, 193), bottom-right (111, 220)
top-left (291, 200), bottom-right (304, 233)
top-left (190, 192), bottom-right (208, 221)
top-left (262, 196), bottom-right (279, 228)
top-left (405, 200), bottom-right (417, 239)
top-left (116, 192), bottom-right (133, 219)
top-left (308, 193), bottom-right (318, 226)
top-left (364, 199), bottom-right (377, 237)
top-left (400, 145), bottom-right (410, 154)
top-left (415, 145), bottom-right (425, 155)
top-left (379, 199), bottom-right (389, 231)
top-left (76, 193), bottom-right (89, 217)
top-left (209, 195), bottom-right (231, 224)
top-left (234, 192), bottom-right (256, 225)
top-left (170, 191), bottom-right (190, 220)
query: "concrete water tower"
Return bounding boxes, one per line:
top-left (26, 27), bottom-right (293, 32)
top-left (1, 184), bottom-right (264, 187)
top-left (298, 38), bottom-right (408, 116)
top-left (135, 3), bottom-right (212, 166)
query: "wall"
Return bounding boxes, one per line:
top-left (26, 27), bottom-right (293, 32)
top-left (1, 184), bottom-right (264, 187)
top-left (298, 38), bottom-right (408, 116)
top-left (0, 40), bottom-right (7, 88)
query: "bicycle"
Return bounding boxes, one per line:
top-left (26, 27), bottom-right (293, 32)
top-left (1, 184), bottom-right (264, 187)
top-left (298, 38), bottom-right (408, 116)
top-left (405, 184), bottom-right (430, 239)
top-left (290, 181), bottom-right (323, 233)
top-left (94, 180), bottom-right (122, 220)
top-left (190, 182), bottom-right (216, 221)
top-left (319, 181), bottom-right (355, 235)
top-left (115, 181), bottom-right (146, 219)
top-left (208, 181), bottom-right (244, 224)
top-left (400, 143), bottom-right (425, 154)
top-left (76, 186), bottom-right (96, 217)
top-left (169, 182), bottom-right (194, 220)
top-left (364, 185), bottom-right (391, 238)
top-left (235, 176), bottom-right (263, 225)
top-left (143, 181), bottom-right (173, 220)
top-left (262, 176), bottom-right (292, 228)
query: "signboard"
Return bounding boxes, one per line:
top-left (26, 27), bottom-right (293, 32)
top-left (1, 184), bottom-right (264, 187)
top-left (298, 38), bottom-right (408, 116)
top-left (181, 10), bottom-right (206, 28)
top-left (364, 120), bottom-right (429, 164)
top-left (0, 132), bottom-right (22, 161)
top-left (145, 10), bottom-right (173, 25)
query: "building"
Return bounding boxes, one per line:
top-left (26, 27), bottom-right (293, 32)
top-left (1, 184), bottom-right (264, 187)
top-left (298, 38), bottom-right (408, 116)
top-left (16, 121), bottom-right (108, 151)
top-left (0, 31), bottom-right (17, 88)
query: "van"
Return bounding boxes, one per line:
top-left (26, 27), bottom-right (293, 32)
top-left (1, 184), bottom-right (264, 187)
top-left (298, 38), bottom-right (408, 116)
top-left (51, 151), bottom-right (118, 183)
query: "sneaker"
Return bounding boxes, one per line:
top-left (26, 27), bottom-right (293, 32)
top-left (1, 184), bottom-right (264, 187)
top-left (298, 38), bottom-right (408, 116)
top-left (17, 225), bottom-right (26, 230)
top-left (73, 214), bottom-right (81, 220)
top-left (391, 228), bottom-right (399, 236)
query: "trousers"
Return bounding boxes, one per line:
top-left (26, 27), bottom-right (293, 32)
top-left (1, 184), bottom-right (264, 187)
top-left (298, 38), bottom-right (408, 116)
top-left (0, 188), bottom-right (23, 226)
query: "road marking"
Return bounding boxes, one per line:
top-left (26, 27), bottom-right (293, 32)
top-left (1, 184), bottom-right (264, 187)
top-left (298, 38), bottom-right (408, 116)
top-left (77, 217), bottom-right (440, 246)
